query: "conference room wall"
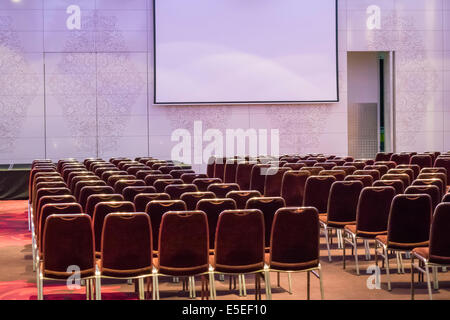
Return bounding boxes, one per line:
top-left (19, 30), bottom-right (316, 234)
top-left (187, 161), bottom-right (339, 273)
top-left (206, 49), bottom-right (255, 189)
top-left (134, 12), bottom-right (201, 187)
top-left (0, 0), bottom-right (448, 168)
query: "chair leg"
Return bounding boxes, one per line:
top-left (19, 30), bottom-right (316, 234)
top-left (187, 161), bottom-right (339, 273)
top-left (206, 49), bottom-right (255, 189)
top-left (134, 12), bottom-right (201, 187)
top-left (318, 267), bottom-right (324, 300)
top-left (354, 236), bottom-right (360, 276)
top-left (95, 276), bottom-right (101, 300)
top-left (342, 232), bottom-right (346, 270)
top-left (337, 229), bottom-right (343, 249)
top-left (395, 252), bottom-right (401, 274)
top-left (138, 278), bottom-right (145, 300)
top-left (323, 226), bottom-right (332, 262)
top-left (306, 271), bottom-right (310, 300)
top-left (411, 256), bottom-right (415, 300)
top-left (241, 274), bottom-right (247, 297)
top-left (264, 270), bottom-right (272, 300)
top-left (254, 273), bottom-right (260, 300)
top-left (238, 274), bottom-right (242, 297)
top-left (86, 279), bottom-right (90, 300)
top-left (153, 275), bottom-right (160, 300)
top-left (432, 266), bottom-right (439, 290)
top-left (209, 271), bottom-right (216, 300)
top-left (288, 273), bottom-right (292, 294)
top-left (384, 247), bottom-right (391, 291)
top-left (425, 264), bottom-right (433, 300)
top-left (364, 239), bottom-right (371, 260)
top-left (277, 272), bottom-right (280, 287)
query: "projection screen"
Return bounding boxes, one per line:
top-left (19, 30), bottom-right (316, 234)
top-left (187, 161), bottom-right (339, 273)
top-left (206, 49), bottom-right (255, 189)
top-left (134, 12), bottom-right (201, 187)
top-left (153, 0), bottom-right (338, 104)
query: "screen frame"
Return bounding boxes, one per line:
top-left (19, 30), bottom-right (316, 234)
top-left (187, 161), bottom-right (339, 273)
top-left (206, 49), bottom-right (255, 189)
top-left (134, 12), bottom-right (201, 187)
top-left (153, 0), bottom-right (339, 105)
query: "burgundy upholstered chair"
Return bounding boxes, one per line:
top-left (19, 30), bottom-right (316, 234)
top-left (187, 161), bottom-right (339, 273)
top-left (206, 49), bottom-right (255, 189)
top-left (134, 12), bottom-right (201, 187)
top-left (373, 179), bottom-right (405, 195)
top-left (134, 193), bottom-right (170, 212)
top-left (164, 184), bottom-right (198, 200)
top-left (85, 194), bottom-right (124, 218)
top-left (225, 190), bottom-right (261, 209)
top-left (122, 186), bottom-right (156, 202)
top-left (281, 170), bottom-right (310, 206)
top-left (207, 183), bottom-right (240, 198)
top-left (180, 191), bottom-right (216, 210)
top-left (344, 175), bottom-right (374, 187)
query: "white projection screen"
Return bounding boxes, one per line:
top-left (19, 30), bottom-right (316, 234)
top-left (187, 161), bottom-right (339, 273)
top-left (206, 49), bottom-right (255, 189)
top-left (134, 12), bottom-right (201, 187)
top-left (153, 0), bottom-right (338, 104)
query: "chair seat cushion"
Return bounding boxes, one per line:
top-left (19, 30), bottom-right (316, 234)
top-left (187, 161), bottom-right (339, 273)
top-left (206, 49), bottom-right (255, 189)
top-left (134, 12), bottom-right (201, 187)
top-left (155, 257), bottom-right (209, 277)
top-left (210, 255), bottom-right (264, 274)
top-left (344, 225), bottom-right (387, 239)
top-left (320, 215), bottom-right (355, 228)
top-left (98, 259), bottom-right (152, 278)
top-left (264, 253), bottom-right (319, 271)
top-left (413, 247), bottom-right (450, 265)
top-left (376, 235), bottom-right (428, 250)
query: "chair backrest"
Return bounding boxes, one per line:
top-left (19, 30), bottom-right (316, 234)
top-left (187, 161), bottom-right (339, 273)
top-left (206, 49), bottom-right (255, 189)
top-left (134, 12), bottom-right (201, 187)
top-left (29, 168), bottom-right (58, 202)
top-left (405, 185), bottom-right (441, 211)
top-left (143, 174), bottom-right (172, 186)
top-left (36, 195), bottom-right (77, 230)
top-left (281, 170), bottom-right (310, 206)
top-left (303, 175), bottom-right (337, 214)
top-left (113, 179), bottom-right (146, 194)
top-left (344, 162), bottom-right (366, 170)
top-left (101, 213), bottom-right (152, 277)
top-left (213, 157), bottom-right (227, 181)
top-left (74, 180), bottom-right (107, 201)
top-left (79, 185), bottom-right (115, 210)
top-left (428, 203), bottom-right (450, 263)
top-left (387, 194), bottom-right (432, 247)
top-left (375, 152), bottom-right (393, 162)
top-left (319, 169), bottom-right (346, 181)
top-left (196, 198), bottom-right (236, 250)
top-left (443, 193), bottom-right (450, 203)
top-left (180, 173), bottom-right (208, 184)
top-left (42, 214), bottom-right (94, 279)
top-left (192, 177), bottom-right (222, 191)
top-left (331, 166), bottom-right (356, 176)
top-left (387, 168), bottom-right (414, 183)
top-left (107, 174), bottom-right (135, 187)
top-left (249, 164), bottom-right (271, 194)
top-left (135, 169), bottom-right (163, 180)
top-left (62, 167), bottom-right (86, 183)
top-left (93, 201), bottom-right (135, 252)
top-left (246, 197), bottom-right (286, 248)
top-left (126, 165), bottom-right (150, 176)
top-left (207, 183), bottom-right (240, 198)
top-left (169, 169), bottom-right (195, 179)
top-left (225, 190), bottom-right (261, 209)
top-left (344, 175), bottom-right (374, 187)
top-left (164, 184), bottom-right (198, 200)
top-left (145, 200), bottom-right (186, 250)
top-left (326, 181), bottom-right (364, 224)
top-left (364, 165), bottom-right (389, 176)
top-left (223, 159), bottom-right (239, 183)
top-left (381, 173), bottom-right (411, 187)
top-left (269, 207), bottom-right (320, 270)
top-left (314, 162), bottom-right (336, 170)
top-left (85, 193), bottom-right (124, 218)
top-left (410, 154), bottom-right (433, 169)
top-left (355, 186), bottom-right (396, 235)
top-left (158, 211), bottom-right (209, 275)
top-left (214, 209), bottom-right (264, 273)
top-left (122, 186), bottom-right (156, 202)
top-left (206, 157), bottom-right (215, 178)
top-left (101, 170), bottom-right (127, 182)
top-left (373, 179), bottom-right (405, 194)
top-left (412, 179), bottom-right (444, 198)
top-left (396, 164), bottom-right (421, 179)
top-left (297, 160), bottom-right (318, 167)
top-left (374, 161), bottom-right (396, 169)
top-left (69, 174), bottom-right (99, 191)
top-left (39, 202), bottom-right (83, 250)
top-left (390, 153), bottom-right (410, 165)
top-left (236, 161), bottom-right (257, 190)
top-left (158, 165), bottom-right (182, 174)
top-left (434, 158), bottom-right (450, 185)
top-left (33, 187), bottom-right (71, 215)
top-left (300, 166), bottom-right (324, 176)
top-left (417, 173), bottom-right (447, 192)
top-left (134, 193), bottom-right (171, 212)
top-left (353, 170), bottom-right (380, 181)
top-left (180, 191), bottom-right (216, 210)
top-left (264, 167), bottom-right (291, 197)
top-left (283, 163), bottom-right (306, 171)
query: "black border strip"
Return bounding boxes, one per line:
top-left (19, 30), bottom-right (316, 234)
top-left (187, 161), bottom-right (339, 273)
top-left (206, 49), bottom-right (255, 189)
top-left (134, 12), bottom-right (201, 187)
top-left (152, 0), bottom-right (339, 105)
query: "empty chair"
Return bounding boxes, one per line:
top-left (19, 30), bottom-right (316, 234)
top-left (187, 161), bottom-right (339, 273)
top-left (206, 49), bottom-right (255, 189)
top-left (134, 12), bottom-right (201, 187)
top-left (110, 157), bottom-right (131, 166)
top-left (421, 167), bottom-right (447, 176)
top-left (364, 165), bottom-right (389, 176)
top-left (266, 207), bottom-right (323, 299)
top-left (159, 165), bottom-right (182, 174)
top-left (93, 201), bottom-right (135, 254)
top-left (118, 161), bottom-right (140, 170)
top-left (145, 200), bottom-right (186, 251)
top-left (207, 183), bottom-right (240, 198)
top-left (114, 179), bottom-right (146, 194)
top-left (417, 173), bottom-right (447, 190)
top-left (411, 203), bottom-right (450, 300)
top-left (169, 169), bottom-right (195, 179)
top-left (74, 180), bottom-right (107, 202)
top-left (281, 170), bottom-right (310, 206)
top-left (388, 168), bottom-right (414, 183)
top-left (223, 159), bottom-right (239, 183)
top-left (246, 197), bottom-right (286, 249)
top-left (154, 211), bottom-right (211, 300)
top-left (373, 179), bottom-right (405, 195)
top-left (101, 170), bottom-right (128, 182)
top-left (374, 161), bottom-right (396, 169)
top-left (343, 186), bottom-right (396, 275)
top-left (235, 161), bottom-right (257, 190)
top-left (249, 164), bottom-right (271, 194)
top-left (181, 173), bottom-right (208, 184)
top-left (375, 152), bottom-right (393, 162)
top-left (37, 214), bottom-right (95, 300)
top-left (79, 185), bottom-right (115, 210)
top-left (396, 164), bottom-right (421, 180)
top-left (434, 158), bottom-right (450, 185)
top-left (375, 194), bottom-right (432, 291)
top-left (353, 170), bottom-right (380, 181)
top-left (107, 174), bottom-right (135, 187)
top-left (144, 174), bottom-right (172, 186)
top-left (300, 166), bottom-right (324, 176)
top-left (153, 179), bottom-right (183, 193)
top-left (405, 185), bottom-right (441, 211)
top-left (196, 198), bottom-right (236, 251)
top-left (180, 191), bottom-right (216, 210)
top-left (91, 163), bottom-right (116, 173)
top-left (213, 157), bottom-right (227, 181)
top-left (127, 165), bottom-right (151, 176)
top-left (412, 179), bottom-right (445, 199)
top-left (69, 173), bottom-right (98, 191)
top-left (192, 177), bottom-right (222, 192)
top-left (62, 167), bottom-right (86, 183)
top-left (332, 166), bottom-right (357, 176)
top-left (264, 167), bottom-right (291, 197)
top-left (206, 157), bottom-right (215, 178)
top-left (443, 194), bottom-right (450, 202)
top-left (410, 154), bottom-right (433, 169)
top-left (319, 170), bottom-right (346, 181)
top-left (97, 213), bottom-right (153, 300)
top-left (390, 153), bottom-right (411, 165)
top-left (122, 186), bottom-right (156, 202)
top-left (211, 209), bottom-right (268, 300)
top-left (33, 187), bottom-right (72, 222)
top-left (344, 175), bottom-right (373, 187)
top-left (344, 162), bottom-right (366, 170)
top-left (381, 173), bottom-right (411, 188)
top-left (85, 194), bottom-right (124, 218)
top-left (134, 193), bottom-right (171, 212)
top-left (164, 184), bottom-right (198, 200)
top-left (303, 176), bottom-right (337, 214)
top-left (135, 170), bottom-right (163, 180)
top-left (320, 181), bottom-right (364, 261)
top-left (226, 190), bottom-right (261, 209)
